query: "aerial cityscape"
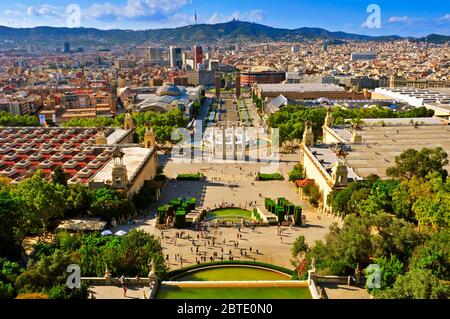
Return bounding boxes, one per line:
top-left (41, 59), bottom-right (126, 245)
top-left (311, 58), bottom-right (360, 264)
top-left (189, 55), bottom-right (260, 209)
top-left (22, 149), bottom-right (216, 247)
top-left (0, 0), bottom-right (449, 307)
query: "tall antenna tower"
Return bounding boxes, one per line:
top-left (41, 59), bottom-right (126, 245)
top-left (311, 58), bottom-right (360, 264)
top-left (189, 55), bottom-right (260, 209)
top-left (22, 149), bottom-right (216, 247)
top-left (194, 10), bottom-right (197, 24)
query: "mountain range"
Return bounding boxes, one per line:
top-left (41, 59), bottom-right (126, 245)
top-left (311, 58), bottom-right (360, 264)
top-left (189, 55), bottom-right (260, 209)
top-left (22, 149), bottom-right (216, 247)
top-left (0, 20), bottom-right (448, 47)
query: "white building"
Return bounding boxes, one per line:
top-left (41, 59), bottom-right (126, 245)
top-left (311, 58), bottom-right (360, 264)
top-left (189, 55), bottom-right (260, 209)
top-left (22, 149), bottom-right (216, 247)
top-left (350, 51), bottom-right (377, 61)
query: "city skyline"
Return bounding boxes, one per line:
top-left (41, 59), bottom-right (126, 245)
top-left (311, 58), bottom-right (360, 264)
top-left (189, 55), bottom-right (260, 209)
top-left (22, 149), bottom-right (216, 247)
top-left (0, 0), bottom-right (449, 37)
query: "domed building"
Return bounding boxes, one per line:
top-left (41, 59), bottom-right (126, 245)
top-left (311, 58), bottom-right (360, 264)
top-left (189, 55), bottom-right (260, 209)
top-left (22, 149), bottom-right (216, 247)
top-left (156, 84), bottom-right (182, 97)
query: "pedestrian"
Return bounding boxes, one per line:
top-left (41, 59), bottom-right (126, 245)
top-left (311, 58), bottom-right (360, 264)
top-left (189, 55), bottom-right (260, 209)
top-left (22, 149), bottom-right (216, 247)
top-left (119, 275), bottom-right (127, 297)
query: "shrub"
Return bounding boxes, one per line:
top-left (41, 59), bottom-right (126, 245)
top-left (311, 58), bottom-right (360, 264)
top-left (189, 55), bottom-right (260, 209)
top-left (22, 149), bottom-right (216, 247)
top-left (15, 293), bottom-right (49, 299)
top-left (288, 164), bottom-right (305, 181)
top-left (176, 173), bottom-right (202, 180)
top-left (257, 173), bottom-right (284, 181)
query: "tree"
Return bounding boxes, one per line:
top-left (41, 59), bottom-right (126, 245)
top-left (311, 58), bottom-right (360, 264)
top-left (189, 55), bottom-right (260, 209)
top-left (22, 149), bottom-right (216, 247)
top-left (375, 269), bottom-right (449, 299)
top-left (0, 111), bottom-right (39, 126)
top-left (386, 147), bottom-right (449, 180)
top-left (291, 235), bottom-right (309, 258)
top-left (0, 258), bottom-right (23, 299)
top-left (369, 255), bottom-right (404, 291)
top-left (15, 250), bottom-right (73, 293)
top-left (410, 172), bottom-right (450, 229)
top-left (0, 190), bottom-right (24, 259)
top-left (65, 184), bottom-right (94, 217)
top-left (102, 230), bottom-right (167, 277)
top-left (51, 166), bottom-right (68, 187)
top-left (12, 172), bottom-right (66, 236)
top-left (288, 163), bottom-right (304, 181)
top-left (90, 188), bottom-right (124, 224)
top-left (305, 213), bottom-right (423, 276)
top-left (409, 229), bottom-right (449, 279)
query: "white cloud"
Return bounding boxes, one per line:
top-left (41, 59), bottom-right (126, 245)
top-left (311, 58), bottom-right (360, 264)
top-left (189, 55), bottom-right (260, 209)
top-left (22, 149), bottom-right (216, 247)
top-left (388, 16), bottom-right (412, 23)
top-left (4, 10), bottom-right (22, 17)
top-left (439, 14), bottom-right (450, 21)
top-left (86, 0), bottom-right (191, 19)
top-left (207, 9), bottom-right (264, 24)
top-left (27, 4), bottom-right (63, 18)
top-left (208, 11), bottom-right (241, 24)
top-left (249, 9), bottom-right (265, 22)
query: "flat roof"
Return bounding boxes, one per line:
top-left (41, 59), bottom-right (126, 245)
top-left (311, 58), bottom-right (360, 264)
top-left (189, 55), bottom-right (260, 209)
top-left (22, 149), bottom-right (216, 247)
top-left (106, 129), bottom-right (130, 144)
top-left (91, 147), bottom-right (154, 184)
top-left (326, 120), bottom-right (450, 178)
top-left (258, 83), bottom-right (345, 93)
top-left (309, 144), bottom-right (361, 181)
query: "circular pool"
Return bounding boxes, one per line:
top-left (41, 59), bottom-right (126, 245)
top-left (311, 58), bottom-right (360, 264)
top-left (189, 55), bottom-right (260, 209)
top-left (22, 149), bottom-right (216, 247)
top-left (173, 265), bottom-right (291, 281)
top-left (157, 264), bottom-right (312, 299)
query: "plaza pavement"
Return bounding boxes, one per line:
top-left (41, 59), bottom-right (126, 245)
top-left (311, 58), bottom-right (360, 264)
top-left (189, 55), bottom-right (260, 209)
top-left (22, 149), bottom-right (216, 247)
top-left (112, 151), bottom-right (342, 270)
top-left (101, 100), bottom-right (368, 299)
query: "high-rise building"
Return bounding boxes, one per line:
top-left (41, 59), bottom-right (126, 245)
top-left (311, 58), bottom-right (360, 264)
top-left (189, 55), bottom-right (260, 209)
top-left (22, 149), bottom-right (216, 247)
top-left (235, 71), bottom-right (241, 98)
top-left (169, 46), bottom-right (182, 69)
top-left (215, 72), bottom-right (221, 98)
top-left (64, 42), bottom-right (71, 53)
top-left (291, 45), bottom-right (300, 53)
top-left (323, 41), bottom-right (328, 52)
top-left (193, 45), bottom-right (203, 69)
top-left (149, 48), bottom-right (164, 63)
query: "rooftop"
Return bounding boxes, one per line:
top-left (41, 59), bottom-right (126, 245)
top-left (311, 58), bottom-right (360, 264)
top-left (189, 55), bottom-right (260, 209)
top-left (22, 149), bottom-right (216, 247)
top-left (91, 146), bottom-right (154, 185)
top-left (258, 83), bottom-right (345, 93)
top-left (0, 127), bottom-right (130, 183)
top-left (323, 117), bottom-right (450, 178)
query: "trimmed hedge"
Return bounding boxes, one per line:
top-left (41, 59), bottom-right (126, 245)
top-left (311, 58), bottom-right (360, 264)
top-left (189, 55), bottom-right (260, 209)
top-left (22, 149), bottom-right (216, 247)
top-left (257, 173), bottom-right (284, 181)
top-left (157, 197), bottom-right (197, 227)
top-left (293, 206), bottom-right (303, 226)
top-left (176, 172), bottom-right (203, 180)
top-left (165, 260), bottom-right (295, 281)
top-left (265, 197), bottom-right (302, 225)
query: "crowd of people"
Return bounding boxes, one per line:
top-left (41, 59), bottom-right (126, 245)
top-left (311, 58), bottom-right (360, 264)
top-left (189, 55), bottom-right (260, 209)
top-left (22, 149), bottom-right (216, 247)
top-left (159, 222), bottom-right (279, 268)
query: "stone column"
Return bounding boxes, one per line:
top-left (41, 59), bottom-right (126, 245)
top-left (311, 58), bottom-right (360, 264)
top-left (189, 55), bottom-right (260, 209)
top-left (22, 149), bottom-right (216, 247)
top-left (211, 127), bottom-right (216, 158)
top-left (232, 126), bottom-right (236, 161)
top-left (222, 126), bottom-right (226, 161)
top-left (241, 126), bottom-right (246, 161)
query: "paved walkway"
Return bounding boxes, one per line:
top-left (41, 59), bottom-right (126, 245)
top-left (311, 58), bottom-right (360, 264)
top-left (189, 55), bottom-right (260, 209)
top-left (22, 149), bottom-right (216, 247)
top-left (318, 283), bottom-right (371, 299)
top-left (90, 285), bottom-right (149, 299)
top-left (112, 151), bottom-right (341, 270)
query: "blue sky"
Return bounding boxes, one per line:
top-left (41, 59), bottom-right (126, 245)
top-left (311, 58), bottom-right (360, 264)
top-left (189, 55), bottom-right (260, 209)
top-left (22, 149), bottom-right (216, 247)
top-left (0, 0), bottom-right (448, 36)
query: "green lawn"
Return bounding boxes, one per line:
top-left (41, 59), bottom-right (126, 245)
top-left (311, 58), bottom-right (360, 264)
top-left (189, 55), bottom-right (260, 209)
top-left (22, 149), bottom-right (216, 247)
top-left (175, 266), bottom-right (290, 281)
top-left (205, 208), bottom-right (253, 221)
top-left (156, 286), bottom-right (312, 299)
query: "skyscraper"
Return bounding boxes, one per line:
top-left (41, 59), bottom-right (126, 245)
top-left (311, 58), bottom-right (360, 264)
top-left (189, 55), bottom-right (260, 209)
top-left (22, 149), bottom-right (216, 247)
top-left (215, 72), bottom-right (221, 98)
top-left (169, 46), bottom-right (182, 69)
top-left (149, 47), bottom-right (164, 64)
top-left (235, 71), bottom-right (241, 98)
top-left (64, 42), bottom-right (71, 53)
top-left (193, 45), bottom-right (203, 69)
